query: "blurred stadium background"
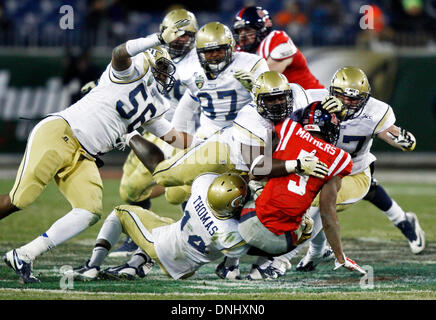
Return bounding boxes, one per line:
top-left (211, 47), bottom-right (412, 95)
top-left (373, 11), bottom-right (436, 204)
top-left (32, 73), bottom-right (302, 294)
top-left (0, 0), bottom-right (436, 173)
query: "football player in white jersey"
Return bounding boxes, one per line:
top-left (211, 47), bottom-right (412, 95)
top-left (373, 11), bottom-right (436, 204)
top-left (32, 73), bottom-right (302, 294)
top-left (111, 9), bottom-right (200, 258)
top-left (1, 24), bottom-right (193, 284)
top-left (291, 66), bottom-right (425, 272)
top-left (71, 172), bottom-right (250, 281)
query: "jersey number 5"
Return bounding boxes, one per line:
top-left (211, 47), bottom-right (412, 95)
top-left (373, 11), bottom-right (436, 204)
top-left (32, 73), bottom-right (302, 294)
top-left (287, 149), bottom-right (314, 196)
top-left (116, 83), bottom-right (157, 132)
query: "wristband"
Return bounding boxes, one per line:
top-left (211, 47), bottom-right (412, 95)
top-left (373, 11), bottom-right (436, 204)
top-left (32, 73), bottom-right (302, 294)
top-left (125, 33), bottom-right (161, 57)
top-left (125, 131), bottom-right (141, 147)
top-left (285, 160), bottom-right (300, 173)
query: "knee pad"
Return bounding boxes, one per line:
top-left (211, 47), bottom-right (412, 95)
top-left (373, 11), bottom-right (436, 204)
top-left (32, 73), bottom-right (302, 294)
top-left (165, 186), bottom-right (191, 205)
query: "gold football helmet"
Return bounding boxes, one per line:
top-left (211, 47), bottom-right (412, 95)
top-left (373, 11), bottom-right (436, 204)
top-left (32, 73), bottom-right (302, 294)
top-left (144, 46), bottom-right (176, 94)
top-left (196, 22), bottom-right (235, 78)
top-left (252, 71), bottom-right (293, 122)
top-left (329, 66), bottom-right (371, 120)
top-left (160, 9), bottom-right (198, 59)
top-left (207, 173), bottom-right (247, 219)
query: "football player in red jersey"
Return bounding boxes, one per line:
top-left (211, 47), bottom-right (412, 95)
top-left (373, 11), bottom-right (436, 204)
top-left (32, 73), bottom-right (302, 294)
top-left (232, 6), bottom-right (324, 90)
top-left (238, 101), bottom-right (366, 279)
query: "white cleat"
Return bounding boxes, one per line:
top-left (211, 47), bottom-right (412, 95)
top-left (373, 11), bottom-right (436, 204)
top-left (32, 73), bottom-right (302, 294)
top-left (296, 246), bottom-right (334, 272)
top-left (396, 212), bottom-right (426, 254)
top-left (269, 256), bottom-right (292, 277)
top-left (71, 260), bottom-right (100, 281)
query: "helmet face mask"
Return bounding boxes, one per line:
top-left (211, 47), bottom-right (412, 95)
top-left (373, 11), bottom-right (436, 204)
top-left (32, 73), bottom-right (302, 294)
top-left (207, 173), bottom-right (248, 219)
top-left (160, 9), bottom-right (198, 59)
top-left (329, 67), bottom-right (371, 121)
top-left (196, 22), bottom-right (235, 78)
top-left (233, 6), bottom-right (272, 52)
top-left (253, 71), bottom-right (294, 123)
top-left (300, 103), bottom-right (341, 145)
top-left (145, 47), bottom-right (176, 94)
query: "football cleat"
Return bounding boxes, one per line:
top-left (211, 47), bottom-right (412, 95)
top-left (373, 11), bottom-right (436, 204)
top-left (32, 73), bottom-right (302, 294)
top-left (72, 260), bottom-right (100, 281)
top-left (215, 257), bottom-right (241, 280)
top-left (396, 212), bottom-right (426, 254)
top-left (3, 249), bottom-right (40, 284)
top-left (270, 256), bottom-right (292, 277)
top-left (246, 262), bottom-right (279, 280)
top-left (108, 237), bottom-right (139, 258)
top-left (100, 261), bottom-right (154, 281)
top-left (296, 246), bottom-right (334, 272)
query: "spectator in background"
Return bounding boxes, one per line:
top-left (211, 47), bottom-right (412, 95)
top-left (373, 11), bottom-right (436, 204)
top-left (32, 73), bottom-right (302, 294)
top-left (390, 0), bottom-right (436, 46)
top-left (308, 0), bottom-right (347, 46)
top-left (273, 0), bottom-right (309, 46)
top-left (355, 3), bottom-right (395, 49)
top-left (0, 2), bottom-right (13, 46)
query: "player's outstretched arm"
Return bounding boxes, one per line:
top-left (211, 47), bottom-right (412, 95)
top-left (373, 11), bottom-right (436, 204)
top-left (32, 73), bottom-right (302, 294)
top-left (112, 19), bottom-right (190, 71)
top-left (319, 176), bottom-right (366, 275)
top-left (378, 125), bottom-right (416, 152)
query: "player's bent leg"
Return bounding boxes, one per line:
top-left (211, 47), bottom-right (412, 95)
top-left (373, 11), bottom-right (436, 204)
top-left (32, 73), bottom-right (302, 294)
top-left (153, 140), bottom-right (236, 187)
top-left (8, 117), bottom-right (79, 212)
top-left (114, 205), bottom-right (175, 276)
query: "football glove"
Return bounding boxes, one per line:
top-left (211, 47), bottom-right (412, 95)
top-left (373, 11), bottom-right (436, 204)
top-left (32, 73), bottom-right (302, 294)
top-left (320, 96), bottom-right (346, 118)
top-left (294, 151), bottom-right (329, 179)
top-left (234, 69), bottom-right (254, 92)
top-left (158, 19), bottom-right (190, 44)
top-left (386, 127), bottom-right (416, 152)
top-left (295, 215), bottom-right (314, 245)
top-left (248, 180), bottom-right (264, 200)
top-left (80, 80), bottom-right (97, 97)
top-left (333, 253), bottom-right (366, 275)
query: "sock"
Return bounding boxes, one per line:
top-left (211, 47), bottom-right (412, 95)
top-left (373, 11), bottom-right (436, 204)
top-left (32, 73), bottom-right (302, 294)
top-left (89, 246), bottom-right (109, 268)
top-left (18, 208), bottom-right (99, 261)
top-left (308, 230), bottom-right (327, 256)
top-left (45, 208), bottom-right (100, 246)
top-left (224, 257), bottom-right (239, 267)
top-left (17, 233), bottom-right (55, 262)
top-left (254, 256), bottom-right (271, 268)
top-left (368, 185), bottom-right (407, 224)
top-left (385, 200), bottom-right (408, 225)
top-left (127, 249), bottom-right (149, 269)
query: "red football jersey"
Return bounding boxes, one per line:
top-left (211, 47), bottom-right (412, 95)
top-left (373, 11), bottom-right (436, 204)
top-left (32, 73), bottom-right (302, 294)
top-left (257, 30), bottom-right (324, 90)
top-left (255, 118), bottom-right (353, 235)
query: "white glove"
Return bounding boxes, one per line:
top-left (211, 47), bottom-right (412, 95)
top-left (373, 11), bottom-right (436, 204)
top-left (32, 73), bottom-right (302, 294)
top-left (287, 151), bottom-right (329, 179)
top-left (234, 69), bottom-right (254, 92)
top-left (115, 130), bottom-right (141, 151)
top-left (386, 127), bottom-right (416, 152)
top-left (80, 80), bottom-right (97, 96)
top-left (333, 253), bottom-right (366, 275)
top-left (320, 96), bottom-right (344, 113)
top-left (158, 19), bottom-right (190, 44)
top-left (248, 180), bottom-right (264, 200)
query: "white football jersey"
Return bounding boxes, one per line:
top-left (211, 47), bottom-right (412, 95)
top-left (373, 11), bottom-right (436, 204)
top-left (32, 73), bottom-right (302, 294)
top-left (174, 51), bottom-right (269, 139)
top-left (230, 83), bottom-right (312, 171)
top-left (304, 89), bottom-right (396, 174)
top-left (54, 53), bottom-right (171, 156)
top-left (152, 173), bottom-right (249, 279)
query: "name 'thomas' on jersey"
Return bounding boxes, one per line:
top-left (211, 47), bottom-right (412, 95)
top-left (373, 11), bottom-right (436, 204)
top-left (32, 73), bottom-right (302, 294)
top-left (152, 173), bottom-right (250, 279)
top-left (54, 53), bottom-right (171, 156)
top-left (255, 119), bottom-right (353, 235)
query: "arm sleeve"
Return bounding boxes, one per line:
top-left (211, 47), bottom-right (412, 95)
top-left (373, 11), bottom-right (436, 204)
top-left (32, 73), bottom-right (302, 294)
top-left (142, 116), bottom-right (173, 138)
top-left (171, 90), bottom-right (200, 133)
top-left (268, 31), bottom-right (297, 60)
top-left (109, 54), bottom-right (148, 82)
